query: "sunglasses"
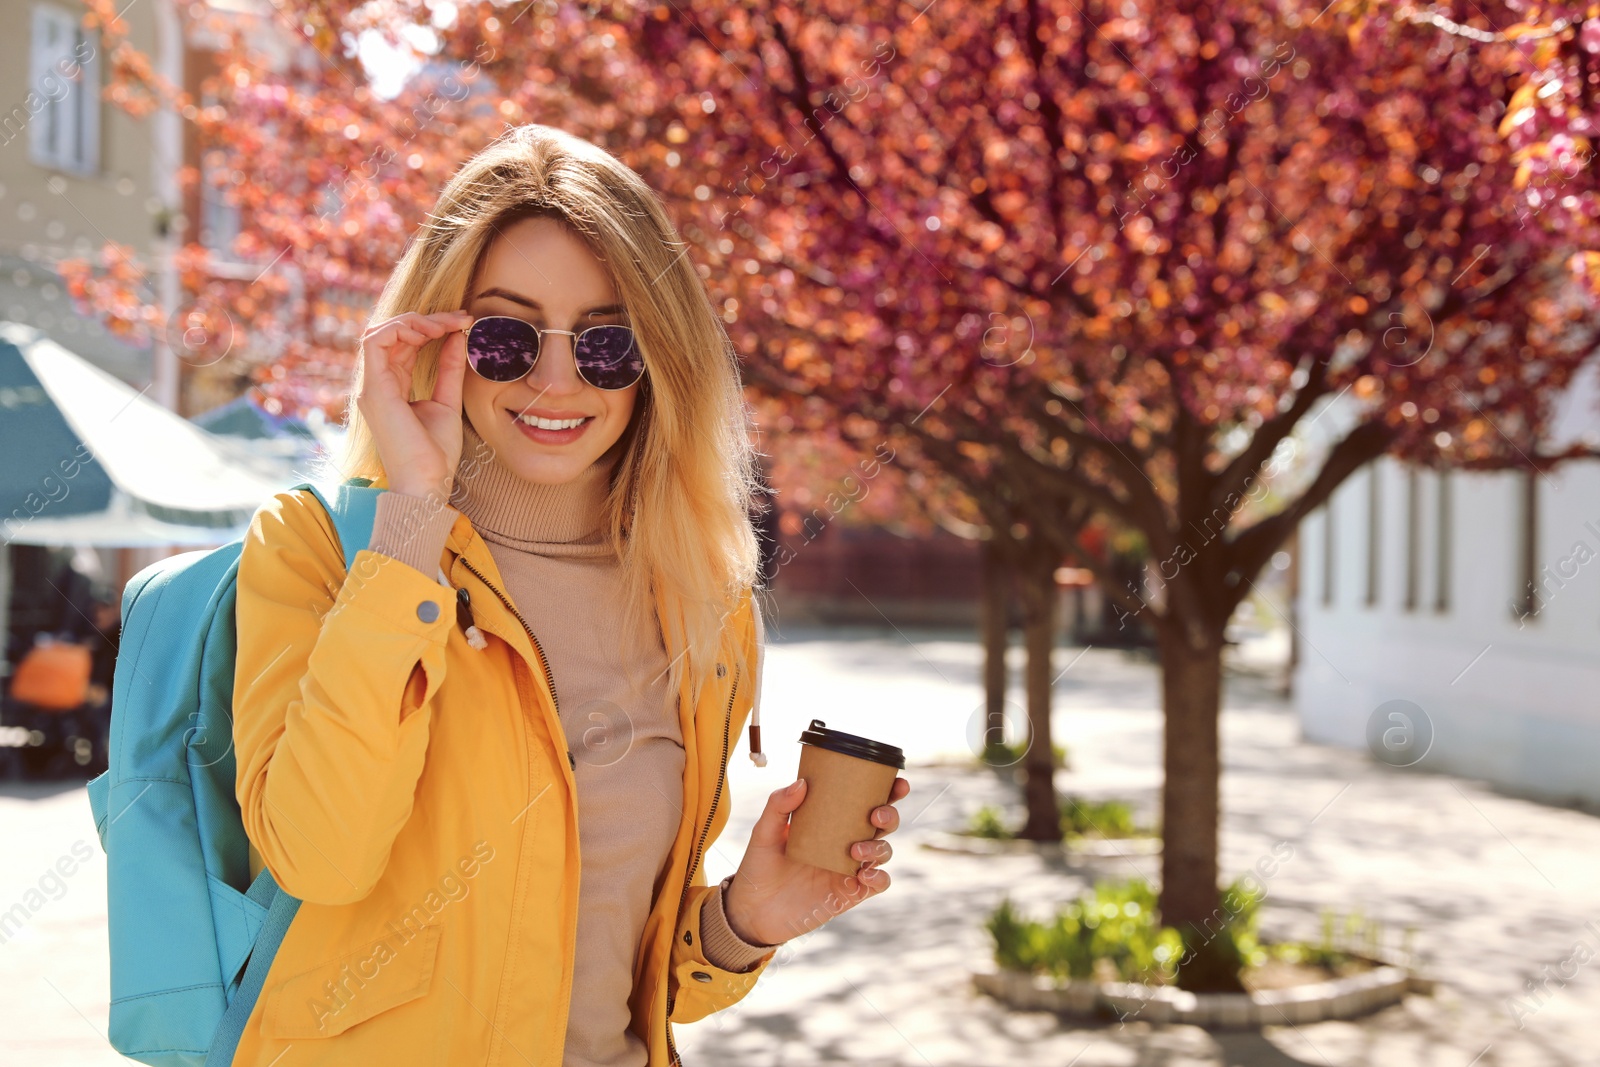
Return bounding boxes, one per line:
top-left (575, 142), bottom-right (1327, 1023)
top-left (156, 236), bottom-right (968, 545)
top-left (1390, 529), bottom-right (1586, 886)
top-left (464, 315), bottom-right (645, 391)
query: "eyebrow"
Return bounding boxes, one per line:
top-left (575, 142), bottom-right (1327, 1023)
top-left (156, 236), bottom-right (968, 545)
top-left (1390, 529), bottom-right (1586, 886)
top-left (472, 287), bottom-right (628, 317)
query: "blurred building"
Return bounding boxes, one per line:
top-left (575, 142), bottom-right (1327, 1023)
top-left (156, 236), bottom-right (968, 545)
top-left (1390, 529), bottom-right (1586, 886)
top-left (0, 0), bottom-right (180, 385)
top-left (1296, 360), bottom-right (1600, 808)
top-left (766, 521), bottom-right (984, 627)
top-left (0, 2), bottom-right (320, 719)
top-left (0, 0), bottom-right (306, 412)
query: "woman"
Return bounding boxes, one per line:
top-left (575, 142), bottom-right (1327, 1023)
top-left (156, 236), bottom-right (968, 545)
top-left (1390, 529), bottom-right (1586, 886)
top-left (228, 124), bottom-right (909, 1066)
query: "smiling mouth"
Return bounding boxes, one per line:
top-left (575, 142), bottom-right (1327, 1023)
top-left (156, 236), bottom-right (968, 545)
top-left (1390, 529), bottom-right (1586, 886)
top-left (507, 408), bottom-right (595, 431)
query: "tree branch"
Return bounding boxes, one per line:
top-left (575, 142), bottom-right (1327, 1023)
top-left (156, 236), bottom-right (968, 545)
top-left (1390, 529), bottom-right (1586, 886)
top-left (1221, 416), bottom-right (1398, 619)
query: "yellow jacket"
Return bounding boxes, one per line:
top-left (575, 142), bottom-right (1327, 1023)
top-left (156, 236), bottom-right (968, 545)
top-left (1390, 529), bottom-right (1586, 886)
top-left (228, 484), bottom-right (775, 1066)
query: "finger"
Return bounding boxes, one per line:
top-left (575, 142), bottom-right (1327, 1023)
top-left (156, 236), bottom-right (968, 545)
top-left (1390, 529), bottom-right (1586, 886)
top-left (431, 329), bottom-right (468, 412)
top-left (749, 779), bottom-right (807, 850)
top-left (390, 325), bottom-right (430, 350)
top-left (362, 323), bottom-right (428, 369)
top-left (385, 330), bottom-right (433, 385)
top-left (890, 777), bottom-right (910, 802)
top-left (356, 350), bottom-right (408, 405)
top-left (845, 867), bottom-right (890, 895)
top-left (853, 839), bottom-right (892, 864)
top-left (397, 311), bottom-right (460, 335)
top-left (358, 323), bottom-right (399, 362)
top-left (362, 315), bottom-right (449, 356)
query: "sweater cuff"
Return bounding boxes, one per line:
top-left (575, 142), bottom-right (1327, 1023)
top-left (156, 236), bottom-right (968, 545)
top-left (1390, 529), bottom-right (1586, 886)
top-left (367, 490), bottom-right (460, 577)
top-left (700, 875), bottom-right (778, 972)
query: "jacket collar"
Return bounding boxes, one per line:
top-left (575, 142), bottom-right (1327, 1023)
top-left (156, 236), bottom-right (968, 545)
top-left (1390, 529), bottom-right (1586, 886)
top-left (364, 472), bottom-right (729, 703)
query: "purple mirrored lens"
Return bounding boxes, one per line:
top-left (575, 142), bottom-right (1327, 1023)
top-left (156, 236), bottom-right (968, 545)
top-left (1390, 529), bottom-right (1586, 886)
top-left (575, 325), bottom-right (644, 390)
top-left (466, 316), bottom-right (539, 383)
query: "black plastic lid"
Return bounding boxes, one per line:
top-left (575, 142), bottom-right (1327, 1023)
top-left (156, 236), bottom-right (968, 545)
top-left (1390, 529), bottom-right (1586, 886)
top-left (798, 719), bottom-right (905, 769)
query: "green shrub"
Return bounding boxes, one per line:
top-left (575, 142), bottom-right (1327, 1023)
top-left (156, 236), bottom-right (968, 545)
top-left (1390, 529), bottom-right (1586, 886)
top-left (1263, 906), bottom-right (1391, 970)
top-left (1041, 907), bottom-right (1095, 980)
top-left (980, 737), bottom-right (1069, 770)
top-left (985, 878), bottom-right (1184, 984)
top-left (968, 804), bottom-right (1013, 839)
top-left (1081, 878), bottom-right (1184, 980)
top-left (989, 876), bottom-right (1400, 990)
top-left (1187, 883), bottom-right (1393, 977)
top-left (1058, 796), bottom-right (1146, 839)
top-left (1097, 873), bottom-right (1266, 987)
top-left (985, 897), bottom-right (1047, 972)
top-left (968, 797), bottom-right (1153, 841)
top-left (1215, 874), bottom-right (1266, 967)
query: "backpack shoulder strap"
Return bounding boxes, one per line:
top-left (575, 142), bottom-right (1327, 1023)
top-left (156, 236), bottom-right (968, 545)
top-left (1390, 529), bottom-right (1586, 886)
top-left (203, 868), bottom-right (300, 1066)
top-left (205, 478), bottom-right (383, 1066)
top-left (290, 478), bottom-right (383, 571)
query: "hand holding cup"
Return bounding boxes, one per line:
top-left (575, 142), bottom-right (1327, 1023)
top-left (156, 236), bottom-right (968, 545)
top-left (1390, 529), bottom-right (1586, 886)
top-left (723, 722), bottom-right (908, 946)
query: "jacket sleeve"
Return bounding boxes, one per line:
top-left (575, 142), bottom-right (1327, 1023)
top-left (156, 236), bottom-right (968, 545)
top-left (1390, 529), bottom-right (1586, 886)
top-left (666, 879), bottom-right (779, 1024)
top-left (233, 489), bottom-right (456, 905)
top-left (666, 591), bottom-right (779, 1023)
top-left (699, 875), bottom-right (778, 971)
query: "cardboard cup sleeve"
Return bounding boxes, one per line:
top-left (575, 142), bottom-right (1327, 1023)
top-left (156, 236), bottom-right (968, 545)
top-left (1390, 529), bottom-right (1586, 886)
top-left (786, 723), bottom-right (904, 877)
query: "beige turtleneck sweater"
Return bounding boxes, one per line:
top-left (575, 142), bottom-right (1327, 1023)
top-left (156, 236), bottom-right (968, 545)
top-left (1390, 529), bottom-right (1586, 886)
top-left (365, 420), bottom-right (773, 1067)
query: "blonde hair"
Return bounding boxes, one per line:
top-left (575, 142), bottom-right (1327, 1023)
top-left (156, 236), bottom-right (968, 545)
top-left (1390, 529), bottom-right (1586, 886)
top-left (333, 124), bottom-right (762, 701)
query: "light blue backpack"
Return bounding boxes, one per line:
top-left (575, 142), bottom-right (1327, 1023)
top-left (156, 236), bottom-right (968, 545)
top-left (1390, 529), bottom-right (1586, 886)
top-left (86, 481), bottom-right (380, 1067)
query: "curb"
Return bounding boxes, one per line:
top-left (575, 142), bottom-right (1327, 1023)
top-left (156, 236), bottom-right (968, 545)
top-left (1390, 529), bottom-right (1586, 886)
top-left (972, 957), bottom-right (1431, 1028)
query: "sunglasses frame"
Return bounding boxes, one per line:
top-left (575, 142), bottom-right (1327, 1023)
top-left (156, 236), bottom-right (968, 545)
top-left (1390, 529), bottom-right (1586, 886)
top-left (464, 314), bottom-right (646, 391)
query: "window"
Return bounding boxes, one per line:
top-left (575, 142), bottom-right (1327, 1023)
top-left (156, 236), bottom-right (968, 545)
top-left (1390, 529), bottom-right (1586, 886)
top-left (1434, 470), bottom-right (1451, 613)
top-left (29, 4), bottom-right (100, 175)
top-left (1408, 463), bottom-right (1420, 607)
top-left (1321, 499), bottom-right (1336, 607)
top-left (199, 146), bottom-right (243, 256)
top-left (1365, 464), bottom-right (1381, 606)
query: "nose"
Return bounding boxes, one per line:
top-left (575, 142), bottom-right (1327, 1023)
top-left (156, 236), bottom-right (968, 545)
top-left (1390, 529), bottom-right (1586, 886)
top-left (524, 330), bottom-right (585, 396)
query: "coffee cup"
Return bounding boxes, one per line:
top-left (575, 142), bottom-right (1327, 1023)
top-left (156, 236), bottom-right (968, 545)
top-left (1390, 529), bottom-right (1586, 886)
top-left (786, 719), bottom-right (906, 877)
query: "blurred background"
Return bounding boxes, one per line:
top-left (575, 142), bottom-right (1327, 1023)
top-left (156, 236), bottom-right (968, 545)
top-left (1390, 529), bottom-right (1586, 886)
top-left (3, 1), bottom-right (1600, 1064)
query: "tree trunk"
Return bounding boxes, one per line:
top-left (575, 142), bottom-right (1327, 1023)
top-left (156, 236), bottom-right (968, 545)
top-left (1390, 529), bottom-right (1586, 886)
top-left (1015, 544), bottom-right (1061, 841)
top-left (1157, 623), bottom-right (1245, 992)
top-left (980, 538), bottom-right (1010, 744)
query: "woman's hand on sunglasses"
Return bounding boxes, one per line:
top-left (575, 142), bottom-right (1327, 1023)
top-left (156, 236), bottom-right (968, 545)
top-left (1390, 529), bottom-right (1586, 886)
top-left (356, 310), bottom-right (474, 502)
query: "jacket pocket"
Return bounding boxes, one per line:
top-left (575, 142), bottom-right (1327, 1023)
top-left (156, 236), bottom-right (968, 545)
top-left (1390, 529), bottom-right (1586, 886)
top-left (263, 923), bottom-right (443, 1039)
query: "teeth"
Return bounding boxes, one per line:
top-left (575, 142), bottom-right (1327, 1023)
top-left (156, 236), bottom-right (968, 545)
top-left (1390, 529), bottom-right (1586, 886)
top-left (516, 414), bottom-right (589, 430)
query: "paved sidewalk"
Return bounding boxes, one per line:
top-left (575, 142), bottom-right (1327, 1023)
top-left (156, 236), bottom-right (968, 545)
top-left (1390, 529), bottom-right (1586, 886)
top-left (4, 626), bottom-right (1598, 1065)
top-left (685, 625), bottom-right (1600, 1067)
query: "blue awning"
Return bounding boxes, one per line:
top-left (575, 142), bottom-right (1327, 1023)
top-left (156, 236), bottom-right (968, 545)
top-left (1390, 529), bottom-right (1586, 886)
top-left (0, 322), bottom-right (295, 546)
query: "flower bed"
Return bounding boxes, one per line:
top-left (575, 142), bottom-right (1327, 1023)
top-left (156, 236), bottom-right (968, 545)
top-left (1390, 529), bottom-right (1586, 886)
top-left (928, 798), bottom-right (1161, 857)
top-left (973, 879), bottom-right (1435, 1028)
top-left (972, 958), bottom-right (1426, 1028)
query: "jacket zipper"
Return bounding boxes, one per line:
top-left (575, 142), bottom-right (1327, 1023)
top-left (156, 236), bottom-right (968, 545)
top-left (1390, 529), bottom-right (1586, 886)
top-left (463, 552), bottom-right (740, 1067)
top-left (458, 557), bottom-right (562, 717)
top-left (455, 555), bottom-right (579, 1064)
top-left (665, 662), bottom-right (740, 1066)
